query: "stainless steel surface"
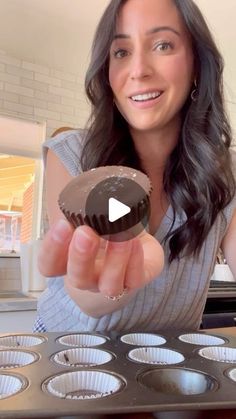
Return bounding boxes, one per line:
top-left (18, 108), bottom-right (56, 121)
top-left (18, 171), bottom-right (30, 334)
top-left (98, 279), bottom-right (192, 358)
top-left (139, 368), bottom-right (216, 395)
top-left (0, 331), bottom-right (236, 417)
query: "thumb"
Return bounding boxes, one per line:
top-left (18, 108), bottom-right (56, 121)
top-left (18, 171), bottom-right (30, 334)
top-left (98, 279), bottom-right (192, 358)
top-left (38, 219), bottom-right (74, 277)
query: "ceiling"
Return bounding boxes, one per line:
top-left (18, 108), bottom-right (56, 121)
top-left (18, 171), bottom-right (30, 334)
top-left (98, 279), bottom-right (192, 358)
top-left (0, 155), bottom-right (35, 212)
top-left (0, 1), bottom-right (235, 112)
top-left (0, 0), bottom-right (235, 80)
top-left (0, 0), bottom-right (110, 76)
top-left (0, 1), bottom-right (235, 97)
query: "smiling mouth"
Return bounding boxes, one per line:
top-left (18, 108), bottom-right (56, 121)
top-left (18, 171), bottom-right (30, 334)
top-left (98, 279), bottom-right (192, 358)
top-left (130, 92), bottom-right (162, 102)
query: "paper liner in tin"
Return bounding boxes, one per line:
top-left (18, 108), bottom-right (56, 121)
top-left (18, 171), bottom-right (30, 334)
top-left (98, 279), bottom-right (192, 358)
top-left (228, 368), bottom-right (236, 383)
top-left (199, 346), bottom-right (236, 363)
top-left (128, 347), bottom-right (185, 365)
top-left (0, 374), bottom-right (24, 399)
top-left (53, 348), bottom-right (113, 367)
top-left (178, 333), bottom-right (225, 346)
top-left (0, 350), bottom-right (37, 369)
top-left (57, 334), bottom-right (107, 347)
top-left (120, 333), bottom-right (166, 346)
top-left (46, 370), bottom-right (123, 400)
top-left (0, 334), bottom-right (45, 348)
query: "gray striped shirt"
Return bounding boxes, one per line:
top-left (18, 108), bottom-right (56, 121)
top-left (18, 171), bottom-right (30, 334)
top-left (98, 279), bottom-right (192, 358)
top-left (38, 130), bottom-right (236, 332)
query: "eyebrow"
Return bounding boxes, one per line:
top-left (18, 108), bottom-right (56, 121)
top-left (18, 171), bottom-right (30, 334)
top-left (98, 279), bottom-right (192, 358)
top-left (113, 26), bottom-right (181, 40)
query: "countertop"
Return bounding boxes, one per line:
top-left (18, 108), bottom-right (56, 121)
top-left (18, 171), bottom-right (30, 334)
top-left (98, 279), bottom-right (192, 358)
top-left (208, 288), bottom-right (236, 298)
top-left (0, 291), bottom-right (40, 312)
top-left (0, 253), bottom-right (20, 258)
top-left (207, 326), bottom-right (236, 336)
top-left (0, 282), bottom-right (235, 312)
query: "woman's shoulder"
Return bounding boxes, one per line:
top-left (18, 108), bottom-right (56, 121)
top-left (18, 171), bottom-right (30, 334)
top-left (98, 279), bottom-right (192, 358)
top-left (221, 148), bottom-right (236, 229)
top-left (230, 148), bottom-right (236, 178)
top-left (42, 128), bottom-right (86, 176)
top-left (43, 128), bottom-right (85, 156)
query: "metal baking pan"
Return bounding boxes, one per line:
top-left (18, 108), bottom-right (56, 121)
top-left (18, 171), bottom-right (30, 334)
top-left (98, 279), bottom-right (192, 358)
top-left (0, 330), bottom-right (235, 418)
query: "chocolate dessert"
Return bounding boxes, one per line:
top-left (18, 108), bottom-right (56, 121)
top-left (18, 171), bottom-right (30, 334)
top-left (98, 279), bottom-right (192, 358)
top-left (58, 165), bottom-right (152, 237)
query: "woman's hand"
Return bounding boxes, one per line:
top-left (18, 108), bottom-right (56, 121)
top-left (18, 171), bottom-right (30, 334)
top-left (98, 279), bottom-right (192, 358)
top-left (38, 219), bottom-right (164, 298)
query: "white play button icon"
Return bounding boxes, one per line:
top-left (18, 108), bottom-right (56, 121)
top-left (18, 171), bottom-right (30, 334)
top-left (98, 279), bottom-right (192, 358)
top-left (84, 175), bottom-right (150, 240)
top-left (108, 197), bottom-right (131, 222)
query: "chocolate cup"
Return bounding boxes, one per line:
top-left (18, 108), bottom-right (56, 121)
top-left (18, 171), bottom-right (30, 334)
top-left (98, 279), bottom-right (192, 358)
top-left (58, 165), bottom-right (152, 237)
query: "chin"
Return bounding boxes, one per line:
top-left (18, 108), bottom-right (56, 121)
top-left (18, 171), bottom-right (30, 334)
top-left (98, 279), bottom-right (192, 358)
top-left (129, 121), bottom-right (161, 132)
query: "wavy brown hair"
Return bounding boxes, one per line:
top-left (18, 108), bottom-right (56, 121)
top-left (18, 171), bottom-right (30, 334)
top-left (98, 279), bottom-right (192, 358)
top-left (81, 0), bottom-right (235, 262)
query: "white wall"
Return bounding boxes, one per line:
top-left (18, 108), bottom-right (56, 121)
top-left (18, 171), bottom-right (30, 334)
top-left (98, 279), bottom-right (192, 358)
top-left (195, 0), bottom-right (236, 140)
top-left (0, 0), bottom-right (109, 78)
top-left (0, 1), bottom-right (235, 139)
top-left (0, 50), bottom-right (90, 138)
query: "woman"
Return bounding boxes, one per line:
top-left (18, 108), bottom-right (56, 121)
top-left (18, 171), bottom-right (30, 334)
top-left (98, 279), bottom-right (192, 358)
top-left (35, 0), bottom-right (236, 333)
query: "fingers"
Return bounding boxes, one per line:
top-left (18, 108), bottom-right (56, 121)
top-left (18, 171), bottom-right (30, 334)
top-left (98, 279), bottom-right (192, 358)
top-left (98, 240), bottom-right (133, 296)
top-left (67, 225), bottom-right (100, 289)
top-left (38, 219), bottom-right (74, 276)
top-left (66, 228), bottom-right (163, 295)
top-left (141, 233), bottom-right (165, 284)
top-left (125, 233), bottom-right (164, 289)
top-left (39, 218), bottom-right (164, 300)
top-left (125, 238), bottom-right (145, 289)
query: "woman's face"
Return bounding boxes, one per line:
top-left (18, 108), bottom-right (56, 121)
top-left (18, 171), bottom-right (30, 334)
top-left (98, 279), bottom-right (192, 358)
top-left (109, 0), bottom-right (194, 135)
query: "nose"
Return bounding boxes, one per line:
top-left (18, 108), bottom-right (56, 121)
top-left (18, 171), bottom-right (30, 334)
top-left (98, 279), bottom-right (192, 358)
top-left (129, 51), bottom-right (153, 80)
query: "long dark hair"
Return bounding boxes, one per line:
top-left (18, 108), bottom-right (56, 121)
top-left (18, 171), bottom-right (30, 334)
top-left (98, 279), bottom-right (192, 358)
top-left (81, 0), bottom-right (235, 262)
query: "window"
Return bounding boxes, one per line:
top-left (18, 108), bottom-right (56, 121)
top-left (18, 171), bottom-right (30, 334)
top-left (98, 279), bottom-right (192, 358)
top-left (0, 115), bottom-right (45, 255)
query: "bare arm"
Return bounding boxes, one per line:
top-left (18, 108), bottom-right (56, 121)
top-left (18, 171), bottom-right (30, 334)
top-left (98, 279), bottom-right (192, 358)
top-left (221, 208), bottom-right (236, 279)
top-left (39, 149), bottom-right (164, 317)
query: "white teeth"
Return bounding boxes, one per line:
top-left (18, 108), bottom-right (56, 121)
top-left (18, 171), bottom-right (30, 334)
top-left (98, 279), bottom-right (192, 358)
top-left (131, 92), bottom-right (161, 101)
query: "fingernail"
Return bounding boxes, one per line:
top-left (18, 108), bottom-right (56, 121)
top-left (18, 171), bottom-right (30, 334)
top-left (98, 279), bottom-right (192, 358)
top-left (75, 228), bottom-right (93, 252)
top-left (52, 219), bottom-right (71, 243)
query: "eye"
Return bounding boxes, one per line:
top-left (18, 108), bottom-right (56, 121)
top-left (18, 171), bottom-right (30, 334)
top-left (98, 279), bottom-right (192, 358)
top-left (113, 48), bottom-right (129, 59)
top-left (154, 41), bottom-right (173, 52)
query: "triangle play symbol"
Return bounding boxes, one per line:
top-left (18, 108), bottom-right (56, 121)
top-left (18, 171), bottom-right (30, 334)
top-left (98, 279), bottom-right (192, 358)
top-left (108, 197), bottom-right (131, 222)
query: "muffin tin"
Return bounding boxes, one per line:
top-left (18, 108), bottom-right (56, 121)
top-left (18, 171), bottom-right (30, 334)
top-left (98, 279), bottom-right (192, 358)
top-left (0, 330), bottom-right (236, 417)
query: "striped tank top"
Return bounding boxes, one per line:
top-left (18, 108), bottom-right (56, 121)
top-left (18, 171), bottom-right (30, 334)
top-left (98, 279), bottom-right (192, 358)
top-left (36, 129), bottom-right (236, 332)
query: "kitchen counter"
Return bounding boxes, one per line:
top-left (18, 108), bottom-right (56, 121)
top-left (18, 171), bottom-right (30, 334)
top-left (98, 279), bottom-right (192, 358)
top-left (207, 326), bottom-right (236, 336)
top-left (0, 291), bottom-right (40, 312)
top-left (0, 282), bottom-right (235, 312)
top-left (208, 280), bottom-right (236, 298)
top-left (208, 288), bottom-right (236, 298)
top-left (0, 254), bottom-right (20, 258)
top-left (0, 291), bottom-right (40, 332)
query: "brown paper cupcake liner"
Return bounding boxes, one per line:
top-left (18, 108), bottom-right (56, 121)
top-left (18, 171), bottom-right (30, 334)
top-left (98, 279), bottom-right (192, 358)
top-left (60, 196), bottom-right (150, 235)
top-left (58, 165), bottom-right (152, 236)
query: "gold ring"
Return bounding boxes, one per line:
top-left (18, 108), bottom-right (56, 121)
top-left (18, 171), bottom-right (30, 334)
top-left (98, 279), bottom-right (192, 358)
top-left (105, 288), bottom-right (128, 301)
